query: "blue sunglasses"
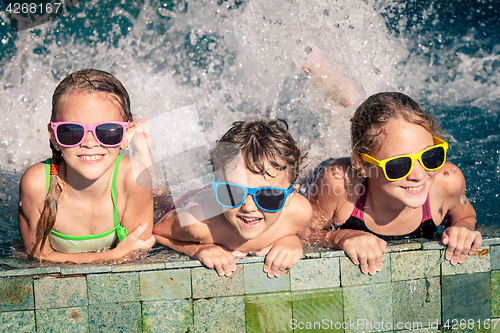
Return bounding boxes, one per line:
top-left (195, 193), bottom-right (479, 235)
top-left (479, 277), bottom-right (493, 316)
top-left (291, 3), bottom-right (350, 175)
top-left (212, 180), bottom-right (295, 212)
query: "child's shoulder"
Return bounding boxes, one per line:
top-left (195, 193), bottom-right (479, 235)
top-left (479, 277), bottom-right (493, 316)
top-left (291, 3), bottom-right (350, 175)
top-left (433, 162), bottom-right (467, 196)
top-left (282, 192), bottom-right (313, 227)
top-left (20, 161), bottom-right (48, 196)
top-left (118, 155), bottom-right (152, 191)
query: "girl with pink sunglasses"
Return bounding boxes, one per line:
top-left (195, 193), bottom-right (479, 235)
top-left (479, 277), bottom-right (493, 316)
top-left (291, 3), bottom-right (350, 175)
top-left (18, 69), bottom-right (155, 264)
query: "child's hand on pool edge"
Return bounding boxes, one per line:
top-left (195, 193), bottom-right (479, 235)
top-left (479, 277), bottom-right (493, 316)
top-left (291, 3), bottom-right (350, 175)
top-left (113, 223), bottom-right (156, 259)
top-left (334, 229), bottom-right (387, 275)
top-left (194, 244), bottom-right (237, 277)
top-left (441, 222), bottom-right (482, 265)
top-left (256, 235), bottom-right (303, 278)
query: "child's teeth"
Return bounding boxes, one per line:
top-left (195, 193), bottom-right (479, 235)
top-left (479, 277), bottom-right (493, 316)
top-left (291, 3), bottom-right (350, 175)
top-left (404, 185), bottom-right (423, 192)
top-left (81, 155), bottom-right (101, 160)
top-left (241, 217), bottom-right (259, 222)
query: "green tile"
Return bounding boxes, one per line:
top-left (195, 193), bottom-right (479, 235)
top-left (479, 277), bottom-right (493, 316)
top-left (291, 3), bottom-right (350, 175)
top-left (421, 240), bottom-right (446, 250)
top-left (442, 272), bottom-right (490, 322)
top-left (320, 250), bottom-right (346, 258)
top-left (399, 327), bottom-right (441, 333)
top-left (491, 246), bottom-right (500, 270)
top-left (192, 265), bottom-right (244, 298)
top-left (36, 306), bottom-right (89, 332)
top-left (244, 263), bottom-right (290, 294)
top-left (34, 276), bottom-right (88, 309)
top-left (89, 302), bottom-right (142, 332)
top-left (142, 299), bottom-right (193, 333)
top-left (393, 277), bottom-right (441, 326)
top-left (0, 310), bottom-right (35, 333)
top-left (340, 255), bottom-right (391, 286)
top-left (140, 269), bottom-right (191, 301)
top-left (87, 273), bottom-right (140, 304)
top-left (0, 276), bottom-right (34, 311)
top-left (290, 258), bottom-right (340, 291)
top-left (491, 271), bottom-right (500, 318)
top-left (391, 250), bottom-right (441, 281)
top-left (482, 237), bottom-right (500, 247)
top-left (292, 288), bottom-right (343, 333)
top-left (246, 292), bottom-right (292, 333)
top-left (60, 265), bottom-right (112, 275)
top-left (343, 283), bottom-right (393, 333)
top-left (386, 241), bottom-right (422, 253)
top-left (193, 296), bottom-right (245, 333)
top-left (111, 262), bottom-right (165, 273)
top-left (442, 246), bottom-right (491, 276)
top-left (4, 266), bottom-right (60, 277)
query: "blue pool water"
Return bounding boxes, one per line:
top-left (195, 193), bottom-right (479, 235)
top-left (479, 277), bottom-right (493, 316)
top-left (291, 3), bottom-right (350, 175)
top-left (0, 0), bottom-right (499, 258)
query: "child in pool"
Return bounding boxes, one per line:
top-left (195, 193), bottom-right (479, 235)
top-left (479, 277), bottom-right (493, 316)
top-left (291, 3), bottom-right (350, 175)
top-left (153, 119), bottom-right (312, 277)
top-left (306, 92), bottom-right (482, 275)
top-left (18, 69), bottom-right (156, 264)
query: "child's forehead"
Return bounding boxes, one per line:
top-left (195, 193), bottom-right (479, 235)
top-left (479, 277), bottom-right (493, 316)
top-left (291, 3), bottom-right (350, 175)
top-left (216, 155), bottom-right (291, 185)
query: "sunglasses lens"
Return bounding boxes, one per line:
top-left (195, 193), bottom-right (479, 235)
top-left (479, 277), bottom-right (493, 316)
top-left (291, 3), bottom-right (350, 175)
top-left (255, 188), bottom-right (285, 211)
top-left (56, 124), bottom-right (85, 146)
top-left (95, 123), bottom-right (124, 146)
top-left (216, 184), bottom-right (246, 207)
top-left (385, 157), bottom-right (412, 180)
top-left (421, 147), bottom-right (445, 169)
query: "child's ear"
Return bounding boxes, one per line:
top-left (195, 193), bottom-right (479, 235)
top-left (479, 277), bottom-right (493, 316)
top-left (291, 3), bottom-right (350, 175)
top-left (47, 123), bottom-right (61, 151)
top-left (120, 121), bottom-right (136, 150)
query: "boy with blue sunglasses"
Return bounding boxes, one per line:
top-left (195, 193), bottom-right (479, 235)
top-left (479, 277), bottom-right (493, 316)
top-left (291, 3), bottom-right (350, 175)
top-left (154, 119), bottom-right (312, 277)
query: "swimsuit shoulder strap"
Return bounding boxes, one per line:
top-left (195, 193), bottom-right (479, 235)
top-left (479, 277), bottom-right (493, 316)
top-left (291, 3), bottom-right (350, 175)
top-left (421, 194), bottom-right (432, 222)
top-left (350, 179), bottom-right (368, 220)
top-left (45, 158), bottom-right (52, 195)
top-left (112, 154), bottom-right (127, 242)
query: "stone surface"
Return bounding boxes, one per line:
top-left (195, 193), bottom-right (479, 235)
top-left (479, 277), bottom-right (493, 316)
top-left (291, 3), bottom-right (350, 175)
top-left (392, 277), bottom-right (441, 326)
top-left (36, 306), bottom-right (88, 332)
top-left (290, 258), bottom-right (340, 291)
top-left (193, 296), bottom-right (245, 333)
top-left (340, 256), bottom-right (391, 286)
top-left (192, 265), bottom-right (244, 298)
top-left (442, 272), bottom-right (490, 321)
top-left (491, 245), bottom-right (500, 270)
top-left (343, 283), bottom-right (393, 333)
top-left (34, 276), bottom-right (87, 309)
top-left (140, 269), bottom-right (191, 301)
top-left (87, 272), bottom-right (140, 304)
top-left (88, 302), bottom-right (142, 332)
top-left (442, 247), bottom-right (491, 276)
top-left (0, 310), bottom-right (35, 333)
top-left (142, 299), bottom-right (193, 333)
top-left (0, 276), bottom-right (34, 312)
top-left (491, 270), bottom-right (500, 318)
top-left (244, 263), bottom-right (290, 294)
top-left (391, 250), bottom-right (441, 281)
top-left (292, 288), bottom-right (343, 333)
top-left (245, 292), bottom-right (292, 333)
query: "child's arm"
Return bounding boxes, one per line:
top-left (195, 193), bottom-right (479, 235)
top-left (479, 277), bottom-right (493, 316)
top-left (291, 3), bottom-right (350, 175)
top-left (307, 161), bottom-right (386, 275)
top-left (18, 163), bottom-right (155, 264)
top-left (255, 193), bottom-right (312, 278)
top-left (439, 163), bottom-right (482, 265)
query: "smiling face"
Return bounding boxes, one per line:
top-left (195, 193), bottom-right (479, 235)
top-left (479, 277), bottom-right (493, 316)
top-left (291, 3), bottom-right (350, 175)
top-left (364, 116), bottom-right (438, 209)
top-left (218, 155), bottom-right (294, 240)
top-left (49, 91), bottom-right (133, 182)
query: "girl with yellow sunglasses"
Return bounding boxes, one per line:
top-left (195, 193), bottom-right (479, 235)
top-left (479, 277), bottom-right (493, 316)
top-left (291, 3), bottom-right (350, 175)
top-left (306, 92), bottom-right (482, 275)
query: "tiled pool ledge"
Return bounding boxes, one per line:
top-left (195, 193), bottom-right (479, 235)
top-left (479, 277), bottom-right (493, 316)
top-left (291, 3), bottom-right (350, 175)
top-left (1, 236), bottom-right (500, 332)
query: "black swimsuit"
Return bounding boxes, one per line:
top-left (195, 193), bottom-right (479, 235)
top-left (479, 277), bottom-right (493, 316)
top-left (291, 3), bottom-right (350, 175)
top-left (338, 180), bottom-right (438, 241)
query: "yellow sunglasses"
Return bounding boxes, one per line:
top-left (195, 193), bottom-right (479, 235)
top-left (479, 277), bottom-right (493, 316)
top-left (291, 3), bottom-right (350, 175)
top-left (361, 137), bottom-right (448, 181)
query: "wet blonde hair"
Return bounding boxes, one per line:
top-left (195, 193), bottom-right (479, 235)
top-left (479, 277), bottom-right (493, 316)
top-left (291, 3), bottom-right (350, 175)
top-left (38, 69), bottom-right (132, 262)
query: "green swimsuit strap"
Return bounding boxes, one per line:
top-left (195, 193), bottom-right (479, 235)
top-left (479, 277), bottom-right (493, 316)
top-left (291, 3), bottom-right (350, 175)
top-left (46, 154), bottom-right (128, 242)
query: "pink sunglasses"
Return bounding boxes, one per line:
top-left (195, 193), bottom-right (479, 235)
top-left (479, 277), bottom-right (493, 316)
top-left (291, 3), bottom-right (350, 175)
top-left (50, 121), bottom-right (130, 147)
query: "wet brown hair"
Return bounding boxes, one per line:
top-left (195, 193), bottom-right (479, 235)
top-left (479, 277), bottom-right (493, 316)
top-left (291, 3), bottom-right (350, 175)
top-left (209, 119), bottom-right (305, 183)
top-left (38, 69), bottom-right (132, 262)
top-left (350, 92), bottom-right (443, 161)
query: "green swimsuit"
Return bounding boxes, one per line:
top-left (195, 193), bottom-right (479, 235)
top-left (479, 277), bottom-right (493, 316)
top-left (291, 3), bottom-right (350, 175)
top-left (45, 154), bottom-right (128, 253)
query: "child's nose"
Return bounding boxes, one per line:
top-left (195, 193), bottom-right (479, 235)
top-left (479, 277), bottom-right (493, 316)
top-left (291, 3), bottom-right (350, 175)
top-left (81, 130), bottom-right (100, 148)
top-left (240, 194), bottom-right (258, 212)
top-left (407, 159), bottom-right (427, 180)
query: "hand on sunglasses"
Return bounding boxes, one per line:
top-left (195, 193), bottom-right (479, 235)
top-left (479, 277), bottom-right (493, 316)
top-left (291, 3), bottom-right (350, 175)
top-left (255, 235), bottom-right (303, 278)
top-left (441, 222), bottom-right (482, 265)
top-left (194, 244), bottom-right (237, 277)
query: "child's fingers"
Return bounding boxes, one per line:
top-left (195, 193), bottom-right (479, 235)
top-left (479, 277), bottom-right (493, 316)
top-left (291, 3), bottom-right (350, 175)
top-left (255, 245), bottom-right (273, 257)
top-left (469, 232), bottom-right (483, 254)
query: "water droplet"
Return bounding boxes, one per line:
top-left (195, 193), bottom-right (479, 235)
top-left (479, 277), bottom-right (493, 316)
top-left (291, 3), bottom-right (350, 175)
top-left (304, 46), bottom-right (312, 54)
